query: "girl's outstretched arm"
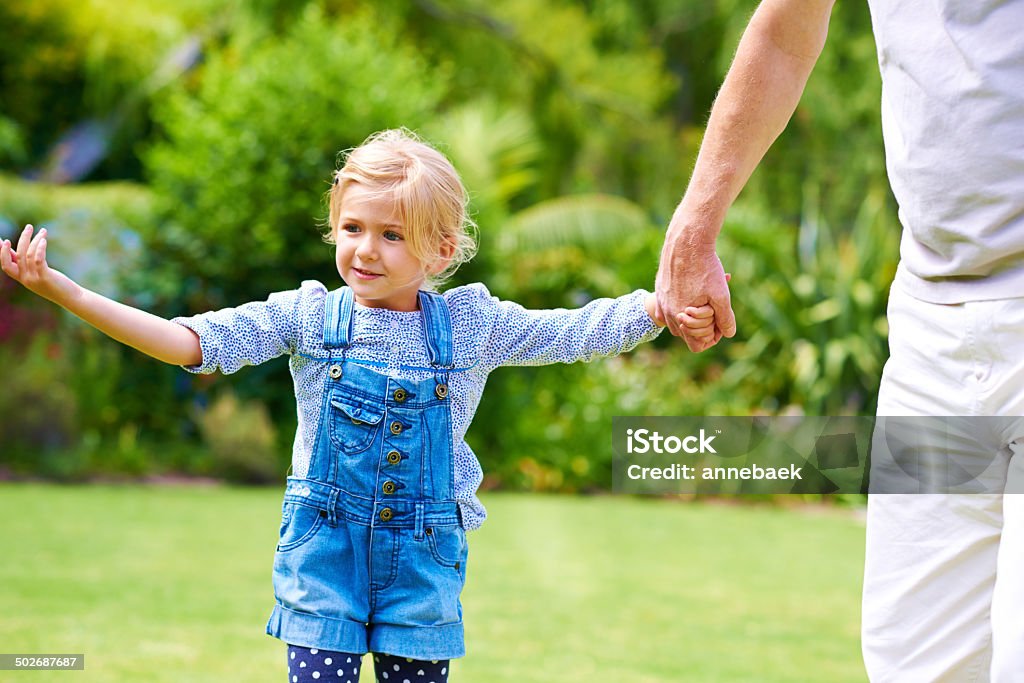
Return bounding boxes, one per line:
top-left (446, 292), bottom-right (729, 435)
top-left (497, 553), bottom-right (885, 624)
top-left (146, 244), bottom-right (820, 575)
top-left (1, 224), bottom-right (202, 366)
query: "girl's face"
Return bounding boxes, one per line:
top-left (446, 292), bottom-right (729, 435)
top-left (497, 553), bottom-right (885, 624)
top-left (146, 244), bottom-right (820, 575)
top-left (334, 183), bottom-right (430, 312)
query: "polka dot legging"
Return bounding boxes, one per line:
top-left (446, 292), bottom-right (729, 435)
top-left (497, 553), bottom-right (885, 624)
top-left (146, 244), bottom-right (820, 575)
top-left (287, 645), bottom-right (450, 683)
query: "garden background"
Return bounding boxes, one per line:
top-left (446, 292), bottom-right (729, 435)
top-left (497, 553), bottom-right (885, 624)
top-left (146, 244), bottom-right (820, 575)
top-left (1, 1), bottom-right (890, 680)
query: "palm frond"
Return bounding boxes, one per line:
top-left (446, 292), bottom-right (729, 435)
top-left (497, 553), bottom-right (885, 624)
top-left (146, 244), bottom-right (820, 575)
top-left (497, 193), bottom-right (652, 255)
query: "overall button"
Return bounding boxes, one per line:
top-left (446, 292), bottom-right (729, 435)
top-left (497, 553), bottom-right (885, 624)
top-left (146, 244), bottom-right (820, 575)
top-left (393, 388), bottom-right (407, 403)
top-left (328, 364), bottom-right (342, 380)
top-left (435, 383), bottom-right (449, 399)
top-left (386, 450), bottom-right (402, 465)
top-left (351, 417), bottom-right (364, 425)
top-left (382, 481), bottom-right (397, 495)
top-left (390, 421), bottom-right (403, 435)
top-left (379, 508), bottom-right (393, 522)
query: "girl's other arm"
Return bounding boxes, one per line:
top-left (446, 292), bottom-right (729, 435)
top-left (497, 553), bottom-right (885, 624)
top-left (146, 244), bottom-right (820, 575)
top-left (1, 225), bottom-right (202, 367)
top-left (474, 286), bottom-right (660, 369)
top-left (644, 293), bottom-right (666, 327)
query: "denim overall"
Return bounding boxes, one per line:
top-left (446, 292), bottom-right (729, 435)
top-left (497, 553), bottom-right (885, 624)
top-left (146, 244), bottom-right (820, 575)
top-left (266, 287), bottom-right (468, 660)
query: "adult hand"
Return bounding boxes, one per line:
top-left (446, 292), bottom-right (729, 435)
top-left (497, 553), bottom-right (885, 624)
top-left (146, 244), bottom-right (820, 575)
top-left (655, 229), bottom-right (736, 352)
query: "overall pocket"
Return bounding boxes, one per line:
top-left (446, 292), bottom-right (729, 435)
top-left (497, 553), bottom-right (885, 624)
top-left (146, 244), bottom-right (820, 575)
top-left (425, 525), bottom-right (468, 570)
top-left (328, 393), bottom-right (385, 454)
top-left (277, 501), bottom-right (327, 553)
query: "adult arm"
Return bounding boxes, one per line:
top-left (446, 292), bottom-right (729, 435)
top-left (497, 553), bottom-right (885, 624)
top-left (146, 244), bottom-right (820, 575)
top-left (656, 0), bottom-right (836, 350)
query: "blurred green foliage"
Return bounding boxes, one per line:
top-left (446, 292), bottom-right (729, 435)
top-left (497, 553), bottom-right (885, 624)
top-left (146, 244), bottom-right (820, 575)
top-left (0, 0), bottom-right (210, 179)
top-left (142, 6), bottom-right (448, 305)
top-left (0, 0), bottom-right (895, 490)
top-left (0, 174), bottom-right (154, 238)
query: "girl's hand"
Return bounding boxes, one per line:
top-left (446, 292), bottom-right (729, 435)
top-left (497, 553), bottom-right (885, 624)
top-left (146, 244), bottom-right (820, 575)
top-left (677, 304), bottom-right (719, 339)
top-left (1, 224), bottom-right (79, 305)
top-left (649, 272), bottom-right (732, 329)
top-left (662, 272), bottom-right (731, 339)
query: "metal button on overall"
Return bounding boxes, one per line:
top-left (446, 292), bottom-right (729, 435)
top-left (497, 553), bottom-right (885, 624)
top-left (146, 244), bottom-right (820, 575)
top-left (379, 508), bottom-right (393, 522)
top-left (390, 421), bottom-right (403, 435)
top-left (386, 450), bottom-right (402, 465)
top-left (393, 388), bottom-right (407, 403)
top-left (329, 364), bottom-right (342, 379)
top-left (351, 417), bottom-right (364, 425)
top-left (382, 481), bottom-right (397, 495)
top-left (435, 384), bottom-right (448, 399)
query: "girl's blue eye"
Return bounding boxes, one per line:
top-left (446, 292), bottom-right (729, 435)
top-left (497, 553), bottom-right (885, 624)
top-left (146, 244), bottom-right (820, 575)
top-left (383, 231), bottom-right (403, 242)
top-left (342, 224), bottom-right (360, 233)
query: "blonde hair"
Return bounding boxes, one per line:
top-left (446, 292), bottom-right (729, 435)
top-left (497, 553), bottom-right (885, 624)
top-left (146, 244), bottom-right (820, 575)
top-left (326, 129), bottom-right (477, 287)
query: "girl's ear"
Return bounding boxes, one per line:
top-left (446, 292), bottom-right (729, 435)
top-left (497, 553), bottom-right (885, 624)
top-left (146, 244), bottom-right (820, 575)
top-left (426, 241), bottom-right (456, 276)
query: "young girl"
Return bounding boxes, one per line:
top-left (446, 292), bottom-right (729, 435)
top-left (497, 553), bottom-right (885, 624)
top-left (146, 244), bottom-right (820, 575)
top-left (1, 129), bottom-right (719, 682)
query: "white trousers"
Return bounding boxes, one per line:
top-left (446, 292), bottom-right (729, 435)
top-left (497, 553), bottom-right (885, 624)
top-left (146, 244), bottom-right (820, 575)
top-left (862, 283), bottom-right (1024, 682)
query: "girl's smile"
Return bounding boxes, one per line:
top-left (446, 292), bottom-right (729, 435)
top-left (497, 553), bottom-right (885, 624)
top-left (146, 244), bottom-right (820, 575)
top-left (352, 267), bottom-right (382, 280)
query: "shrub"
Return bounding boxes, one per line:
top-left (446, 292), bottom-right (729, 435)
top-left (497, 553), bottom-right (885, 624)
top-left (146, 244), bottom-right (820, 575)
top-left (193, 391), bottom-right (281, 484)
top-left (142, 6), bottom-right (448, 307)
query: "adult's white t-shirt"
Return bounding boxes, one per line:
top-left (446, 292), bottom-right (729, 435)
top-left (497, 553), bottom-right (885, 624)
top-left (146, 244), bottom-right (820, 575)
top-left (866, 0), bottom-right (1024, 303)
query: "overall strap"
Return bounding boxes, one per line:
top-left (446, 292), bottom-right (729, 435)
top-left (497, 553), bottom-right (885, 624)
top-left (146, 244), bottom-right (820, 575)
top-left (323, 287), bottom-right (355, 349)
top-left (417, 290), bottom-right (453, 368)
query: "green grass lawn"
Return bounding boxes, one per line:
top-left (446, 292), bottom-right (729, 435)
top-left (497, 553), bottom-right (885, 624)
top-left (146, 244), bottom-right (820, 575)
top-left (0, 484), bottom-right (866, 682)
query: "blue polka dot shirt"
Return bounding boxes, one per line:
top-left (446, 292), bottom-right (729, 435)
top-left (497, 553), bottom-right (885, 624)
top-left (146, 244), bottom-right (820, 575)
top-left (172, 282), bottom-right (661, 530)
